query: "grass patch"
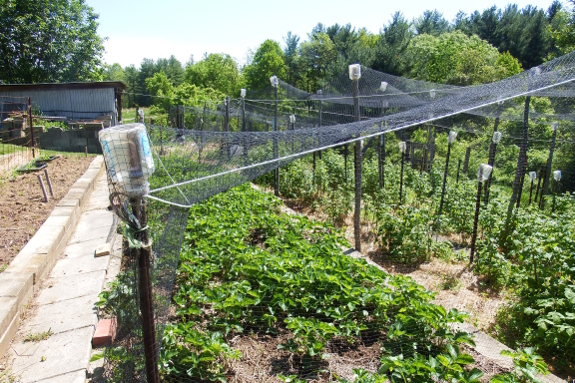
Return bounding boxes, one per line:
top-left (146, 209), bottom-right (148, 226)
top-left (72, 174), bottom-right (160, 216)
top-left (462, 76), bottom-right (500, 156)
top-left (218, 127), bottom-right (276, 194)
top-left (24, 328), bottom-right (53, 343)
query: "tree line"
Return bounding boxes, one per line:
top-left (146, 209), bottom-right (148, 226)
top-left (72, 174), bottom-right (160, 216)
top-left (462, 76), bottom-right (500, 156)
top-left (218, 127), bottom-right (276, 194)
top-left (2, 0), bottom-right (575, 104)
top-left (99, 1), bottom-right (575, 109)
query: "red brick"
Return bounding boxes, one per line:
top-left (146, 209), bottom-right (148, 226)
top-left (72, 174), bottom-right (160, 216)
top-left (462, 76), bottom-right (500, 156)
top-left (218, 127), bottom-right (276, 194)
top-left (92, 318), bottom-right (116, 347)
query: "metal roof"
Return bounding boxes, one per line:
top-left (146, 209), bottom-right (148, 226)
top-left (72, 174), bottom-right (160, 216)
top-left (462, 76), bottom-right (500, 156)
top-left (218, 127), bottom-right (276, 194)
top-left (0, 81), bottom-right (126, 92)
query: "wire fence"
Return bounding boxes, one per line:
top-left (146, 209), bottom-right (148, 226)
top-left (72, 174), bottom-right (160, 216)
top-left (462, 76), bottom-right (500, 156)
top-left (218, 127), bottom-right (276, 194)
top-left (0, 97), bottom-right (38, 176)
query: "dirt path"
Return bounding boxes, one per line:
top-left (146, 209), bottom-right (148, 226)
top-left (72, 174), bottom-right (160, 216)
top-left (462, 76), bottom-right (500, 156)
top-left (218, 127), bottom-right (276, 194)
top-left (0, 155), bottom-right (96, 269)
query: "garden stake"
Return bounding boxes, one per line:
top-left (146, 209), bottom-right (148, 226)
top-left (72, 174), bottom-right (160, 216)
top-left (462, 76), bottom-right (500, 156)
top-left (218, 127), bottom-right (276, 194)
top-left (44, 169), bottom-right (54, 197)
top-left (133, 198), bottom-right (160, 383)
top-left (37, 174), bottom-right (48, 202)
top-left (462, 146), bottom-right (471, 174)
top-left (350, 64), bottom-right (362, 252)
top-left (456, 159), bottom-right (461, 183)
top-left (271, 76), bottom-right (280, 196)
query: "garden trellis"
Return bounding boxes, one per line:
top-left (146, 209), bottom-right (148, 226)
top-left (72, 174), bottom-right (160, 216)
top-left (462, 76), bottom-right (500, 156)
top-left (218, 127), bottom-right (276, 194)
top-left (99, 51), bottom-right (575, 382)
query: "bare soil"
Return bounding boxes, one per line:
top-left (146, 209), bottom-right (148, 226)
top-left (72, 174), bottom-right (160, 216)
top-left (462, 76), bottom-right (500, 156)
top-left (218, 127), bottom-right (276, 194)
top-left (228, 331), bottom-right (381, 383)
top-left (0, 155), bottom-right (95, 269)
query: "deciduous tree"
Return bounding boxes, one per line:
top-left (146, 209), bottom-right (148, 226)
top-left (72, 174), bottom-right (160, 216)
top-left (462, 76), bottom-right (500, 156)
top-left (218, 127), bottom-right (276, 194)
top-left (0, 0), bottom-right (105, 83)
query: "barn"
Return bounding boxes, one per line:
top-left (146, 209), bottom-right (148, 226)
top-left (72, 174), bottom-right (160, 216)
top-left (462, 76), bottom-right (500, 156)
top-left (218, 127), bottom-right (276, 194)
top-left (0, 81), bottom-right (126, 125)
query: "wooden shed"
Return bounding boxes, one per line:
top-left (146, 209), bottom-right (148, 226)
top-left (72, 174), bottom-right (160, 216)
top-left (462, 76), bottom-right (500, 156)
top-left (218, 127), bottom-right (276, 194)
top-left (0, 81), bottom-right (126, 125)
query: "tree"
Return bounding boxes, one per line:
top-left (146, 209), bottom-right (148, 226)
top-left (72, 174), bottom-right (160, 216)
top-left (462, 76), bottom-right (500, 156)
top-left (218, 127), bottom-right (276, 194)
top-left (299, 32), bottom-right (338, 91)
top-left (373, 12), bottom-right (413, 75)
top-left (103, 63), bottom-right (124, 82)
top-left (123, 65), bottom-right (140, 107)
top-left (458, 4), bottom-right (553, 69)
top-left (156, 55), bottom-right (185, 87)
top-left (414, 10), bottom-right (451, 36)
top-left (243, 40), bottom-right (287, 91)
top-left (145, 71), bottom-right (174, 113)
top-left (0, 0), bottom-right (105, 83)
top-left (284, 32), bottom-right (301, 86)
top-left (185, 53), bottom-right (241, 96)
top-left (405, 31), bottom-right (522, 85)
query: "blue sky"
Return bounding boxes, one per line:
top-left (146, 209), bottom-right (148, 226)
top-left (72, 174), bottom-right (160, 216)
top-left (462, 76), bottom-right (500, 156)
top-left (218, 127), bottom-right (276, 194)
top-left (86, 0), bottom-right (561, 68)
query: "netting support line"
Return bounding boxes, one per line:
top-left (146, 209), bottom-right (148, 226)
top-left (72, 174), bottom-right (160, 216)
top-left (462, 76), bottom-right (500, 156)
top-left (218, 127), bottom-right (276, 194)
top-left (352, 77), bottom-right (362, 252)
top-left (133, 198), bottom-right (160, 383)
top-left (470, 179), bottom-right (483, 263)
top-left (539, 123), bottom-right (558, 210)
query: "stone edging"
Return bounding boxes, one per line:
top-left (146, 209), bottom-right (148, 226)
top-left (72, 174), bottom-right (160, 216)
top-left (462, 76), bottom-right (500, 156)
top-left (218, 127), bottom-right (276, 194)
top-left (0, 156), bottom-right (104, 357)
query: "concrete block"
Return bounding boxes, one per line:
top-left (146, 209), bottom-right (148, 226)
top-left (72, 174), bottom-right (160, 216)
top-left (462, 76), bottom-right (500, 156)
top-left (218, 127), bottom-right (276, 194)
top-left (95, 243), bottom-right (111, 257)
top-left (52, 138), bottom-right (70, 148)
top-left (66, 130), bottom-right (79, 139)
top-left (57, 196), bottom-right (81, 209)
top-left (41, 129), bottom-right (62, 139)
top-left (78, 130), bottom-right (97, 139)
top-left (10, 326), bottom-right (93, 383)
top-left (50, 253), bottom-right (110, 278)
top-left (36, 270), bottom-right (106, 305)
top-left (0, 297), bottom-right (18, 341)
top-left (71, 137), bottom-right (88, 147)
top-left (72, 178), bottom-right (91, 191)
top-left (65, 189), bottom-right (89, 208)
top-left (30, 220), bottom-right (67, 256)
top-left (50, 205), bottom-right (78, 218)
top-left (0, 273), bottom-right (34, 305)
top-left (5, 252), bottom-right (48, 287)
top-left (89, 156), bottom-right (104, 168)
top-left (22, 295), bottom-right (98, 336)
top-left (39, 138), bottom-right (54, 148)
top-left (0, 311), bottom-right (19, 358)
top-left (87, 144), bottom-right (100, 154)
top-left (92, 318), bottom-right (116, 347)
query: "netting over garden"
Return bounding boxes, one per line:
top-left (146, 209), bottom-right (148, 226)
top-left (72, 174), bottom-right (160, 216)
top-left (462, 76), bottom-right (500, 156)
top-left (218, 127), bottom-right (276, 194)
top-left (145, 53), bottom-right (575, 208)
top-left (97, 51), bottom-right (575, 382)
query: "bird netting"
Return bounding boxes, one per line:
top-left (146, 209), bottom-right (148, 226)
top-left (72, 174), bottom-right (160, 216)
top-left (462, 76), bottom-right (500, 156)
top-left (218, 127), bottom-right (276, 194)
top-left (96, 51), bottom-right (575, 383)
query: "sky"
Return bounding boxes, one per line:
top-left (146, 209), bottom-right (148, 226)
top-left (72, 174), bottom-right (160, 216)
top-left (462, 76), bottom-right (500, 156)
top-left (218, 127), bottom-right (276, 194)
top-left (86, 0), bottom-right (560, 68)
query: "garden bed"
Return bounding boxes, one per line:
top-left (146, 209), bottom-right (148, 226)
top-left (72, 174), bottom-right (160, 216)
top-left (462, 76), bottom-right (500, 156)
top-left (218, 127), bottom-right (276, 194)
top-left (0, 155), bottom-right (95, 270)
